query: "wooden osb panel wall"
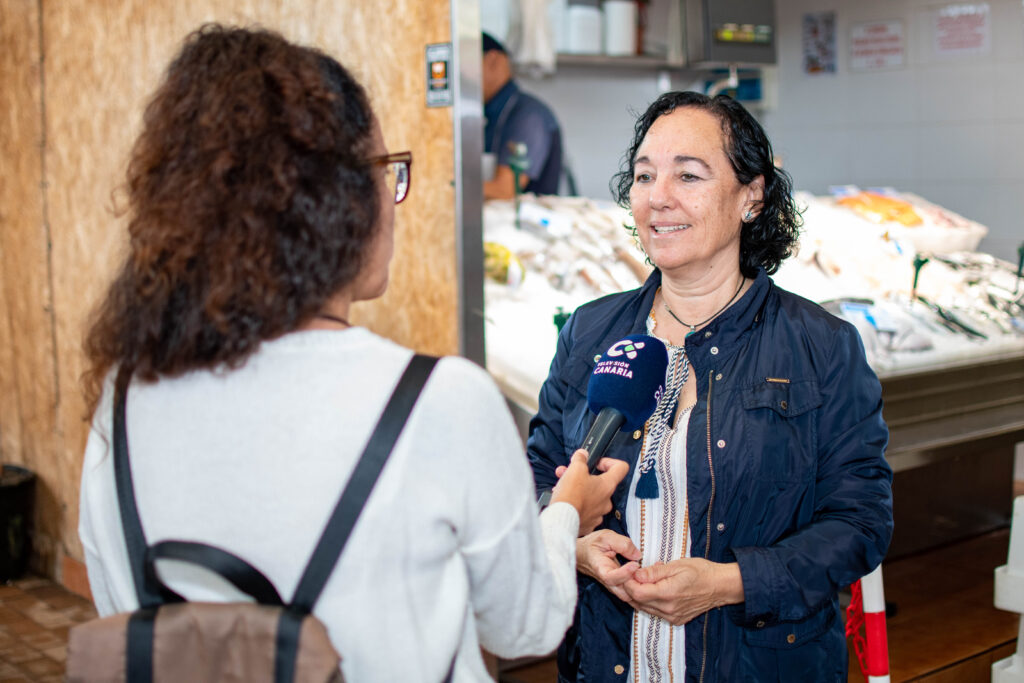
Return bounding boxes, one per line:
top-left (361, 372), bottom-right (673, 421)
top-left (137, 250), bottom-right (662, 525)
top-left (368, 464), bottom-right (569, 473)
top-left (3, 0), bottom-right (456, 581)
top-left (0, 1), bottom-right (62, 575)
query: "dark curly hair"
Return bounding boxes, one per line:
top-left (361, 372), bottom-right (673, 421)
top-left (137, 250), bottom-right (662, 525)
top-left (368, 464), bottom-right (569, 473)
top-left (84, 24), bottom-right (379, 411)
top-left (611, 91), bottom-right (801, 279)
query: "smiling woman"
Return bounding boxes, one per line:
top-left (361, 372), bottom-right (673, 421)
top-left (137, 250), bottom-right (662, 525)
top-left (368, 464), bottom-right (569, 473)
top-left (528, 91), bottom-right (893, 682)
top-left (628, 107), bottom-right (758, 286)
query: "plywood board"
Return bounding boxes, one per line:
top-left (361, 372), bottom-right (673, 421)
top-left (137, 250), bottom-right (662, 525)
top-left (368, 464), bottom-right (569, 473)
top-left (0, 0), bottom-right (62, 574)
top-left (35, 0), bottom-right (457, 570)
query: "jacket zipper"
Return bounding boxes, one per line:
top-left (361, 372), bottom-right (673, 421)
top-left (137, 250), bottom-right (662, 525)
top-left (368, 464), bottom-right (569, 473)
top-left (699, 370), bottom-right (716, 683)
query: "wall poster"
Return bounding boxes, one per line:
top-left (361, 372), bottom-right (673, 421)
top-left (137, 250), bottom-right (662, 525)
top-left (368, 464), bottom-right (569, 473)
top-left (851, 20), bottom-right (905, 70)
top-left (933, 3), bottom-right (991, 57)
top-left (803, 11), bottom-right (837, 74)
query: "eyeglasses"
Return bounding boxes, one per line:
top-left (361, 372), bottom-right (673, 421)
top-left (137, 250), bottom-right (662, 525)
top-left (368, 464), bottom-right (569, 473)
top-left (367, 151), bottom-right (412, 204)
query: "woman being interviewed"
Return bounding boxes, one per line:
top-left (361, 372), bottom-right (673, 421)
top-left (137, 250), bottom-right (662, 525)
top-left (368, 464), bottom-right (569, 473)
top-left (79, 25), bottom-right (627, 682)
top-left (528, 92), bottom-right (893, 681)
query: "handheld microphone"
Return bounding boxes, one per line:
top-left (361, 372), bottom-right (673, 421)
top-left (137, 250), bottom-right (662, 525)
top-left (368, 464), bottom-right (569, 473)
top-left (582, 335), bottom-right (668, 471)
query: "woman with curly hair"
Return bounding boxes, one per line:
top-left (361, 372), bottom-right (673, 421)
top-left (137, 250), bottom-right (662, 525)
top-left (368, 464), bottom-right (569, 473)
top-left (78, 25), bottom-right (627, 681)
top-left (528, 92), bottom-right (892, 681)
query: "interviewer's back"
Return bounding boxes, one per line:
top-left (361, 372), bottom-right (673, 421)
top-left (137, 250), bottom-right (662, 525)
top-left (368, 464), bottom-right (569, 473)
top-left (80, 329), bottom-right (577, 680)
top-left (77, 24), bottom-right (627, 681)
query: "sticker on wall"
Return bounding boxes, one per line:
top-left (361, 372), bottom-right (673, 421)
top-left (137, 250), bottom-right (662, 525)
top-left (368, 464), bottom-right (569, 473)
top-left (426, 43), bottom-right (453, 108)
top-left (851, 20), bottom-right (905, 71)
top-left (933, 3), bottom-right (990, 57)
top-left (802, 11), bottom-right (837, 74)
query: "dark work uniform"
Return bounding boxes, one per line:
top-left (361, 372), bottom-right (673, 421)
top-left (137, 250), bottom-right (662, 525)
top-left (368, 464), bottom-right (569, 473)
top-left (484, 80), bottom-right (563, 195)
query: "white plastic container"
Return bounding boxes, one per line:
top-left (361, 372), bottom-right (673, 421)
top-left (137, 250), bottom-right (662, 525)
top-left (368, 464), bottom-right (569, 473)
top-left (564, 4), bottom-right (603, 54)
top-left (603, 1), bottom-right (637, 56)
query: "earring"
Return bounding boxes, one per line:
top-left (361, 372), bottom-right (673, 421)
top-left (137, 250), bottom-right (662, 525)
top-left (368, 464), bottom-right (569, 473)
top-left (744, 210), bottom-right (754, 222)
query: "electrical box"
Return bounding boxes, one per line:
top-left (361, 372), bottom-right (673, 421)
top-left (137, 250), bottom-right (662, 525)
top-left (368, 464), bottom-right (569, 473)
top-left (685, 0), bottom-right (776, 66)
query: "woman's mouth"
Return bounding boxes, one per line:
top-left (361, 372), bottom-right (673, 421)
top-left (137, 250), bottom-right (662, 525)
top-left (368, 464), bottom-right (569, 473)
top-left (651, 224), bottom-right (690, 234)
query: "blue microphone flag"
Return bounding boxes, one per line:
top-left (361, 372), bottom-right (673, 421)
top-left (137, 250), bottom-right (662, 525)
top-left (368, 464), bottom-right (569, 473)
top-left (586, 334), bottom-right (668, 432)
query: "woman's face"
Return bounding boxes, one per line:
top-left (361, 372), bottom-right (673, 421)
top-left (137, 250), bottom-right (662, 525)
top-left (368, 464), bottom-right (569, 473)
top-left (628, 107), bottom-right (761, 279)
top-left (351, 119), bottom-right (396, 302)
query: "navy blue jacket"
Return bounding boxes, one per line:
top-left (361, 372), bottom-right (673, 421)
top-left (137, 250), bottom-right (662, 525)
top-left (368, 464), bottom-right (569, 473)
top-left (527, 268), bottom-right (893, 682)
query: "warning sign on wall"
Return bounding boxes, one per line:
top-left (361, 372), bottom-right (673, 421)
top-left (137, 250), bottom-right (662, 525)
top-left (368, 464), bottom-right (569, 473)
top-left (850, 20), bottom-right (905, 70)
top-left (425, 43), bottom-right (453, 108)
top-left (933, 3), bottom-right (991, 57)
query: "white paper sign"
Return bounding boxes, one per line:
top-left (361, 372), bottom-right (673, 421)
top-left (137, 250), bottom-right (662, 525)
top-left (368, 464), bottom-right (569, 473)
top-left (851, 20), bottom-right (905, 70)
top-left (933, 3), bottom-right (990, 56)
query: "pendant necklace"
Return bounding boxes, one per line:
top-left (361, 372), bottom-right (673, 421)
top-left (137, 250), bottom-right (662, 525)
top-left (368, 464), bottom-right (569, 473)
top-left (662, 277), bottom-right (745, 337)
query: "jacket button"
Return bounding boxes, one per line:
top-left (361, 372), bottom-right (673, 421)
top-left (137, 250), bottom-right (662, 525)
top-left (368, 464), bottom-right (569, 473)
top-left (787, 634), bottom-right (796, 644)
top-left (614, 664), bottom-right (625, 675)
top-left (704, 330), bottom-right (712, 338)
top-left (633, 429), bottom-right (642, 440)
top-left (710, 346), bottom-right (719, 355)
top-left (780, 400), bottom-right (788, 410)
top-left (756, 620), bottom-right (766, 628)
top-left (716, 439), bottom-right (726, 448)
top-left (715, 373), bottom-right (722, 380)
top-left (615, 510), bottom-right (622, 520)
top-left (716, 522), bottom-right (725, 532)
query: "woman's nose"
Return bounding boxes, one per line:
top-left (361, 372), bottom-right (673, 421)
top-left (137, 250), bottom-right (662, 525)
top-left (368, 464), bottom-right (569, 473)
top-left (648, 176), bottom-right (673, 210)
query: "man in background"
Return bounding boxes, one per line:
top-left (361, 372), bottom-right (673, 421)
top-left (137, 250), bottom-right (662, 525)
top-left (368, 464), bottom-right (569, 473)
top-left (482, 32), bottom-right (564, 199)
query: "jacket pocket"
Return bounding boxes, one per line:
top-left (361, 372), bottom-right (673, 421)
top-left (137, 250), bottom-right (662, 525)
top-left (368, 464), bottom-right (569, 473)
top-left (740, 606), bottom-right (843, 682)
top-left (740, 379), bottom-right (822, 483)
top-left (740, 378), bottom-right (821, 418)
top-left (743, 603), bottom-right (835, 649)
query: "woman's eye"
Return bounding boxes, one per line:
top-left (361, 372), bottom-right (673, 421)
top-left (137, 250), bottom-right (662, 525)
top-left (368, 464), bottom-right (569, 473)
top-left (680, 173), bottom-right (699, 182)
top-left (635, 172), bottom-right (652, 183)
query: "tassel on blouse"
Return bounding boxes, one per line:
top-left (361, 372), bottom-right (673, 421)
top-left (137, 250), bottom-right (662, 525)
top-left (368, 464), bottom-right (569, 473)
top-left (635, 467), bottom-right (659, 499)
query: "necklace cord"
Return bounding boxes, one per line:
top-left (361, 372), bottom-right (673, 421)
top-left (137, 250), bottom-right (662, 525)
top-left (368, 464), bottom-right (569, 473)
top-left (315, 313), bottom-right (351, 327)
top-left (663, 277), bottom-right (745, 334)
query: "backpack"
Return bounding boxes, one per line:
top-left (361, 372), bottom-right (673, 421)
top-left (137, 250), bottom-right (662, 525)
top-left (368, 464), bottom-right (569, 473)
top-left (68, 355), bottom-right (440, 682)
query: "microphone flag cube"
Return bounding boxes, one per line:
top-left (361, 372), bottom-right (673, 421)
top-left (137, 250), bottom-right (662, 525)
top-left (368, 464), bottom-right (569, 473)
top-left (587, 334), bottom-right (669, 431)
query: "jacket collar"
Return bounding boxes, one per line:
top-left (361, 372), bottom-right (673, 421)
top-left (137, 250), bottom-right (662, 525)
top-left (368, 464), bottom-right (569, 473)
top-left (563, 267), bottom-right (773, 392)
top-left (634, 267), bottom-right (772, 351)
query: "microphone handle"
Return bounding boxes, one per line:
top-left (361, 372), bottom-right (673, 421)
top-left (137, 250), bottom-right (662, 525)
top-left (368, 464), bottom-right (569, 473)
top-left (581, 408), bottom-right (626, 472)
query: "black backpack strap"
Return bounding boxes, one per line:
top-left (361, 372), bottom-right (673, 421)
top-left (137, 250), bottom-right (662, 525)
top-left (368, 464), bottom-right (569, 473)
top-left (290, 353), bottom-right (438, 611)
top-left (275, 353), bottom-right (437, 683)
top-left (112, 365), bottom-right (164, 608)
top-left (126, 607), bottom-right (158, 683)
top-left (144, 540), bottom-right (286, 606)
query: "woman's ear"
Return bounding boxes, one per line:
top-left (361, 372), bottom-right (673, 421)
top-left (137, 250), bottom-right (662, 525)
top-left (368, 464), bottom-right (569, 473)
top-left (746, 175), bottom-right (765, 215)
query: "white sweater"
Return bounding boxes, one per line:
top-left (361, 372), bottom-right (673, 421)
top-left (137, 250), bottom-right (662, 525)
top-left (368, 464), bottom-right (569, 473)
top-left (79, 327), bottom-right (578, 682)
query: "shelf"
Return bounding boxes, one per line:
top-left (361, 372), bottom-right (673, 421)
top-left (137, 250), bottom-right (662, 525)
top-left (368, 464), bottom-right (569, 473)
top-left (555, 53), bottom-right (684, 70)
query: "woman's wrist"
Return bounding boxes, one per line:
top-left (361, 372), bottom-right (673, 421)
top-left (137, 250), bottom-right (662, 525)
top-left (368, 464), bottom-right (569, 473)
top-left (714, 562), bottom-right (745, 607)
top-left (549, 483), bottom-right (584, 517)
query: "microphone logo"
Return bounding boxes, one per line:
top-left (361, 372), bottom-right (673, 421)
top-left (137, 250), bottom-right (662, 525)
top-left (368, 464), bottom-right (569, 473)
top-left (606, 339), bottom-right (646, 360)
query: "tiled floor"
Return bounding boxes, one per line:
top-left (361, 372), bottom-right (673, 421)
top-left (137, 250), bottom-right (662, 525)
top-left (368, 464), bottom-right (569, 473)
top-left (0, 576), bottom-right (96, 682)
top-left (0, 528), bottom-right (1018, 683)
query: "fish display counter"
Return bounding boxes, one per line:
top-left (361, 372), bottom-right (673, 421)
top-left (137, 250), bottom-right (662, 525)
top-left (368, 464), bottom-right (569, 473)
top-left (483, 190), bottom-right (1024, 557)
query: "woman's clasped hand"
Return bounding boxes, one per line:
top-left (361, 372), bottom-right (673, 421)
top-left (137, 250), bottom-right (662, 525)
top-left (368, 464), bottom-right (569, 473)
top-left (586, 543), bottom-right (744, 627)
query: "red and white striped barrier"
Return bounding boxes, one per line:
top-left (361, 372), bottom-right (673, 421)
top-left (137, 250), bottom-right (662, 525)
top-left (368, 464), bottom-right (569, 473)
top-left (846, 564), bottom-right (890, 683)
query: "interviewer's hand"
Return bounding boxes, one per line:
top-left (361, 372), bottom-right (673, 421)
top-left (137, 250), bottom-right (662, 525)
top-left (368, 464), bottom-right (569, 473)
top-left (621, 558), bottom-right (744, 626)
top-left (549, 449), bottom-right (629, 535)
top-left (576, 529), bottom-right (642, 601)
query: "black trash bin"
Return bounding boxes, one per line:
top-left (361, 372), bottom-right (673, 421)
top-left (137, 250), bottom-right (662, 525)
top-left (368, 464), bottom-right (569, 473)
top-left (0, 464), bottom-right (35, 582)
